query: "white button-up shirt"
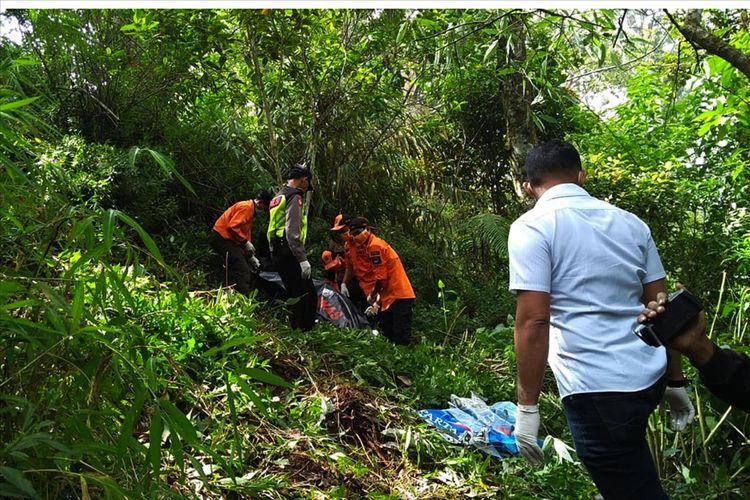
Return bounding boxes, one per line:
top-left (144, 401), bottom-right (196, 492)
top-left (508, 183), bottom-right (667, 398)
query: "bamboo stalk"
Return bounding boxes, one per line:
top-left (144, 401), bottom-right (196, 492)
top-left (708, 270), bottom-right (726, 340)
top-left (703, 406), bottom-right (733, 446)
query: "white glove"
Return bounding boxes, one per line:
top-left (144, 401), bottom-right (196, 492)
top-left (365, 303), bottom-right (380, 318)
top-left (249, 255), bottom-right (260, 270)
top-left (299, 260), bottom-right (311, 279)
top-left (660, 386), bottom-right (695, 432)
top-left (242, 241), bottom-right (255, 255)
top-left (515, 404), bottom-right (544, 465)
top-left (340, 283), bottom-right (350, 297)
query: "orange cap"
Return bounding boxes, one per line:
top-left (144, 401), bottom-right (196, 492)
top-left (321, 250), bottom-right (336, 270)
top-left (330, 213), bottom-right (347, 232)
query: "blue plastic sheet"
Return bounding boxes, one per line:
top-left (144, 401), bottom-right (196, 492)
top-left (418, 394), bottom-right (521, 458)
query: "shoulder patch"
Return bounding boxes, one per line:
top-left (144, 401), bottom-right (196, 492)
top-left (370, 251), bottom-right (382, 265)
top-left (269, 196), bottom-right (282, 209)
top-left (298, 197), bottom-right (303, 206)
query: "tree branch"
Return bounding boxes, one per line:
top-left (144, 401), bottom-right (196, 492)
top-left (667, 9), bottom-right (750, 81)
top-left (612, 10), bottom-right (629, 47)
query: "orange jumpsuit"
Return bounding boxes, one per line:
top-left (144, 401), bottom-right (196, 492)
top-left (345, 233), bottom-right (415, 312)
top-left (213, 200), bottom-right (257, 244)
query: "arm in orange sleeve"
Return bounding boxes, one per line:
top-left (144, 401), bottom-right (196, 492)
top-left (368, 242), bottom-right (390, 302)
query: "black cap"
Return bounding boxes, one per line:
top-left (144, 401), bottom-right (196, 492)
top-left (348, 216), bottom-right (370, 231)
top-left (285, 163), bottom-right (313, 191)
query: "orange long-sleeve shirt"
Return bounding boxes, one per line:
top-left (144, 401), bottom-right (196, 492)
top-left (213, 200), bottom-right (256, 244)
top-left (345, 233), bottom-right (415, 311)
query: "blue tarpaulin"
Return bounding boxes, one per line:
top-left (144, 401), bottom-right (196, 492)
top-left (418, 394), bottom-right (521, 458)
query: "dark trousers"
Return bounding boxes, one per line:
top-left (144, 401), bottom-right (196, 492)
top-left (210, 231), bottom-right (252, 295)
top-left (274, 253), bottom-right (317, 331)
top-left (377, 298), bottom-right (414, 345)
top-left (347, 279), bottom-right (367, 312)
top-left (562, 377), bottom-right (667, 500)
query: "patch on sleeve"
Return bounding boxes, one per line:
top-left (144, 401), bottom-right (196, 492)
top-left (369, 251), bottom-right (382, 265)
top-left (298, 197), bottom-right (303, 206)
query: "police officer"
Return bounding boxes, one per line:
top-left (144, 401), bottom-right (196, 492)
top-left (267, 164), bottom-right (316, 331)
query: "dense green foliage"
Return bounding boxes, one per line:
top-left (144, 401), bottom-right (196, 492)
top-left (1, 8), bottom-right (749, 498)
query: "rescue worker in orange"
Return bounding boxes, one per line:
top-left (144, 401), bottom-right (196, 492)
top-left (210, 189), bottom-right (273, 295)
top-left (321, 249), bottom-right (346, 291)
top-left (330, 214), bottom-right (368, 311)
top-left (343, 217), bottom-right (416, 345)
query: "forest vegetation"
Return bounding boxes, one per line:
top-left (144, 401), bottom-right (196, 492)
top-left (1, 7), bottom-right (749, 499)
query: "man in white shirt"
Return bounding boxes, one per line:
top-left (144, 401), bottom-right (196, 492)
top-left (508, 140), bottom-right (694, 499)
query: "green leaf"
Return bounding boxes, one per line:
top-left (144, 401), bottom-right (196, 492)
top-left (697, 120), bottom-right (714, 137)
top-left (67, 244), bottom-right (109, 275)
top-left (144, 357), bottom-right (159, 393)
top-left (0, 466), bottom-right (38, 498)
top-left (483, 39), bottom-right (498, 64)
top-left (159, 399), bottom-right (198, 445)
top-left (70, 280), bottom-right (85, 332)
top-left (396, 21), bottom-right (408, 44)
top-left (116, 390), bottom-right (147, 457)
top-left (1, 299), bottom-right (38, 311)
top-left (102, 209), bottom-right (116, 250)
top-left (416, 17), bottom-right (439, 29)
top-left (204, 335), bottom-right (268, 357)
top-left (147, 407), bottom-right (163, 481)
top-left (129, 146), bottom-right (195, 196)
top-left (0, 151), bottom-right (30, 184)
top-left (146, 148), bottom-right (196, 196)
top-left (113, 211), bottom-right (167, 269)
top-left (0, 97), bottom-right (39, 112)
top-left (235, 376), bottom-right (268, 416)
top-left (237, 367), bottom-right (291, 388)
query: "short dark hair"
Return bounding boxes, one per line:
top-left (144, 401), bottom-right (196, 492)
top-left (255, 189), bottom-right (273, 205)
top-left (524, 140), bottom-right (582, 186)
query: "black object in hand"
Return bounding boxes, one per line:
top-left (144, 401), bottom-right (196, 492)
top-left (634, 289), bottom-right (703, 347)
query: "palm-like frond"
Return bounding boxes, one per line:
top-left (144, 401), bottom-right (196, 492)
top-left (456, 212), bottom-right (510, 260)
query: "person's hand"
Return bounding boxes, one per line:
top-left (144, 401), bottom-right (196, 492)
top-left (515, 404), bottom-right (544, 465)
top-left (249, 255), bottom-right (260, 270)
top-left (637, 287), bottom-right (712, 365)
top-left (367, 292), bottom-right (379, 305)
top-left (637, 290), bottom-right (669, 322)
top-left (299, 260), bottom-right (311, 279)
top-left (365, 303), bottom-right (380, 318)
top-left (340, 282), bottom-right (350, 298)
top-left (242, 241), bottom-right (255, 255)
top-left (660, 387), bottom-right (695, 431)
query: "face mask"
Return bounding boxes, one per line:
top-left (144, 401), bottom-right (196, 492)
top-left (353, 229), bottom-right (369, 245)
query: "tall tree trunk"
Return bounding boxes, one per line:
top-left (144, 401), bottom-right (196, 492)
top-left (246, 30), bottom-right (282, 184)
top-left (500, 14), bottom-right (537, 201)
top-left (668, 9), bottom-right (750, 81)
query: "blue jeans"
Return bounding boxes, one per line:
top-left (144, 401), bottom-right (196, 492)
top-left (562, 377), bottom-right (667, 500)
